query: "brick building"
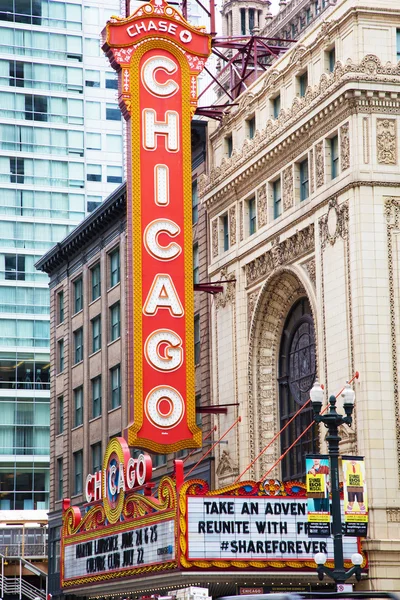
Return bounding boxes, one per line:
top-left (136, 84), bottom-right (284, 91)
top-left (36, 120), bottom-right (212, 598)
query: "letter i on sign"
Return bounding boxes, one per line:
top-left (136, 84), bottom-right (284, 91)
top-left (102, 0), bottom-right (211, 452)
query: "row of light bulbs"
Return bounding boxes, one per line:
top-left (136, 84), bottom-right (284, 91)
top-left (89, 579), bottom-right (333, 600)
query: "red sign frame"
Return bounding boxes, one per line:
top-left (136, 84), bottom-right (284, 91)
top-left (102, 1), bottom-right (211, 453)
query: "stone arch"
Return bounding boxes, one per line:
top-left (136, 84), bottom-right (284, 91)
top-left (247, 265), bottom-right (318, 481)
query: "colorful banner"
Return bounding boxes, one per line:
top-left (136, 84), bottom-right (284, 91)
top-left (342, 455), bottom-right (368, 537)
top-left (102, 0), bottom-right (211, 453)
top-left (306, 455), bottom-right (330, 537)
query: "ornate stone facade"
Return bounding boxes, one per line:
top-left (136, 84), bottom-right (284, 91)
top-left (203, 0), bottom-right (400, 590)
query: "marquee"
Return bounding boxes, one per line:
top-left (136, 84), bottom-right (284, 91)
top-left (61, 441), bottom-right (366, 590)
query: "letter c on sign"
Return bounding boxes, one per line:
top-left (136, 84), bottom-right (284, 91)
top-left (144, 219), bottom-right (181, 261)
top-left (142, 56), bottom-right (179, 98)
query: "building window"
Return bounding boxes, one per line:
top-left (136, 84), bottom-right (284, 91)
top-left (106, 103), bottom-right (121, 120)
top-left (279, 297), bottom-right (317, 481)
top-left (397, 30), bottom-right (400, 62)
top-left (248, 197), bottom-right (256, 235)
top-left (225, 135), bottom-right (233, 158)
top-left (74, 328), bottom-right (83, 364)
top-left (85, 70), bottom-right (100, 87)
top-left (91, 263), bottom-right (101, 301)
top-left (194, 314), bottom-right (200, 365)
top-left (110, 365), bottom-right (121, 409)
top-left (58, 290), bottom-right (64, 324)
top-left (240, 8), bottom-right (246, 35)
top-left (92, 376), bottom-right (102, 419)
top-left (331, 135), bottom-right (339, 179)
top-left (91, 442), bottom-right (102, 473)
top-left (222, 214), bottom-right (229, 251)
top-left (153, 454), bottom-right (167, 468)
top-left (92, 316), bottom-right (101, 353)
top-left (246, 116), bottom-right (255, 140)
top-left (192, 179), bottom-right (198, 224)
top-left (193, 243), bottom-right (199, 285)
top-left (107, 166), bottom-right (123, 184)
top-left (57, 458), bottom-right (63, 500)
top-left (110, 303), bottom-right (120, 341)
top-left (110, 248), bottom-right (120, 287)
top-left (299, 159), bottom-right (309, 201)
top-left (327, 47), bottom-right (336, 73)
top-left (74, 386), bottom-right (83, 427)
top-left (105, 73), bottom-right (118, 89)
top-left (57, 396), bottom-right (64, 434)
top-left (58, 339), bottom-right (64, 373)
top-left (87, 164), bottom-right (101, 182)
top-left (273, 178), bottom-right (282, 219)
top-left (73, 450), bottom-right (83, 495)
top-left (86, 132), bottom-right (101, 150)
top-left (5, 254), bottom-right (25, 280)
top-left (73, 277), bottom-right (83, 314)
top-left (298, 71), bottom-right (308, 97)
top-left (272, 94), bottom-right (281, 119)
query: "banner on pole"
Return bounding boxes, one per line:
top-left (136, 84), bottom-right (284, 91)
top-left (306, 455), bottom-right (330, 537)
top-left (342, 455), bottom-right (368, 537)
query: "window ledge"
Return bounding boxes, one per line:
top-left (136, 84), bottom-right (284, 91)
top-left (107, 337), bottom-right (121, 347)
top-left (107, 282), bottom-right (121, 293)
top-left (89, 349), bottom-right (102, 359)
top-left (89, 296), bottom-right (101, 307)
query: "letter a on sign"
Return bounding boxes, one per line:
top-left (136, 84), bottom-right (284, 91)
top-left (102, 1), bottom-right (211, 452)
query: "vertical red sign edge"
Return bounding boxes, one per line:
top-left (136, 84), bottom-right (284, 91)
top-left (128, 40), bottom-right (200, 453)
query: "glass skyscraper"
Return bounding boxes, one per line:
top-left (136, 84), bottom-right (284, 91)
top-left (0, 0), bottom-right (123, 512)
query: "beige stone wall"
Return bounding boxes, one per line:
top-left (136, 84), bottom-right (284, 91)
top-left (202, 0), bottom-right (400, 589)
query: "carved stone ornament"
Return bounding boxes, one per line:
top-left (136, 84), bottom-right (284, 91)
top-left (387, 509), bottom-right (400, 523)
top-left (301, 256), bottom-right (316, 287)
top-left (257, 184), bottom-right (268, 229)
top-left (384, 197), bottom-right (400, 484)
top-left (215, 267), bottom-right (236, 309)
top-left (377, 118), bottom-right (397, 165)
top-left (245, 224), bottom-right (315, 286)
top-left (247, 288), bottom-right (260, 331)
top-left (239, 201), bottom-right (244, 242)
top-left (315, 140), bottom-right (325, 188)
top-left (216, 450), bottom-right (238, 478)
top-left (340, 122), bottom-right (350, 171)
top-left (319, 197), bottom-right (349, 248)
top-left (337, 423), bottom-right (357, 456)
top-left (211, 218), bottom-right (219, 258)
top-left (229, 204), bottom-right (237, 246)
top-left (283, 165), bottom-right (294, 211)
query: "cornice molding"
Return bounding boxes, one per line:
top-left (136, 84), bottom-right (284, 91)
top-left (202, 55), bottom-right (400, 208)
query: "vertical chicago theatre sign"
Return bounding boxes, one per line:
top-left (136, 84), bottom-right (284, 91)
top-left (102, 1), bottom-right (211, 452)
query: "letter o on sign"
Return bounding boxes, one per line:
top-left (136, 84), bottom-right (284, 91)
top-left (145, 386), bottom-right (184, 429)
top-left (136, 454), bottom-right (152, 485)
top-left (179, 30), bottom-right (192, 44)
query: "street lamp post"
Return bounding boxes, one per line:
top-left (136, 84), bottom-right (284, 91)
top-left (310, 382), bottom-right (363, 585)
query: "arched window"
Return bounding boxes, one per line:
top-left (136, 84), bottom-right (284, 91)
top-left (278, 297), bottom-right (317, 481)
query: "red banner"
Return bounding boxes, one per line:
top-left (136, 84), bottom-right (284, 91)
top-left (103, 0), bottom-right (211, 452)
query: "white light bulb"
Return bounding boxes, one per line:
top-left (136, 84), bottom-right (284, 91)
top-left (314, 552), bottom-right (327, 565)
